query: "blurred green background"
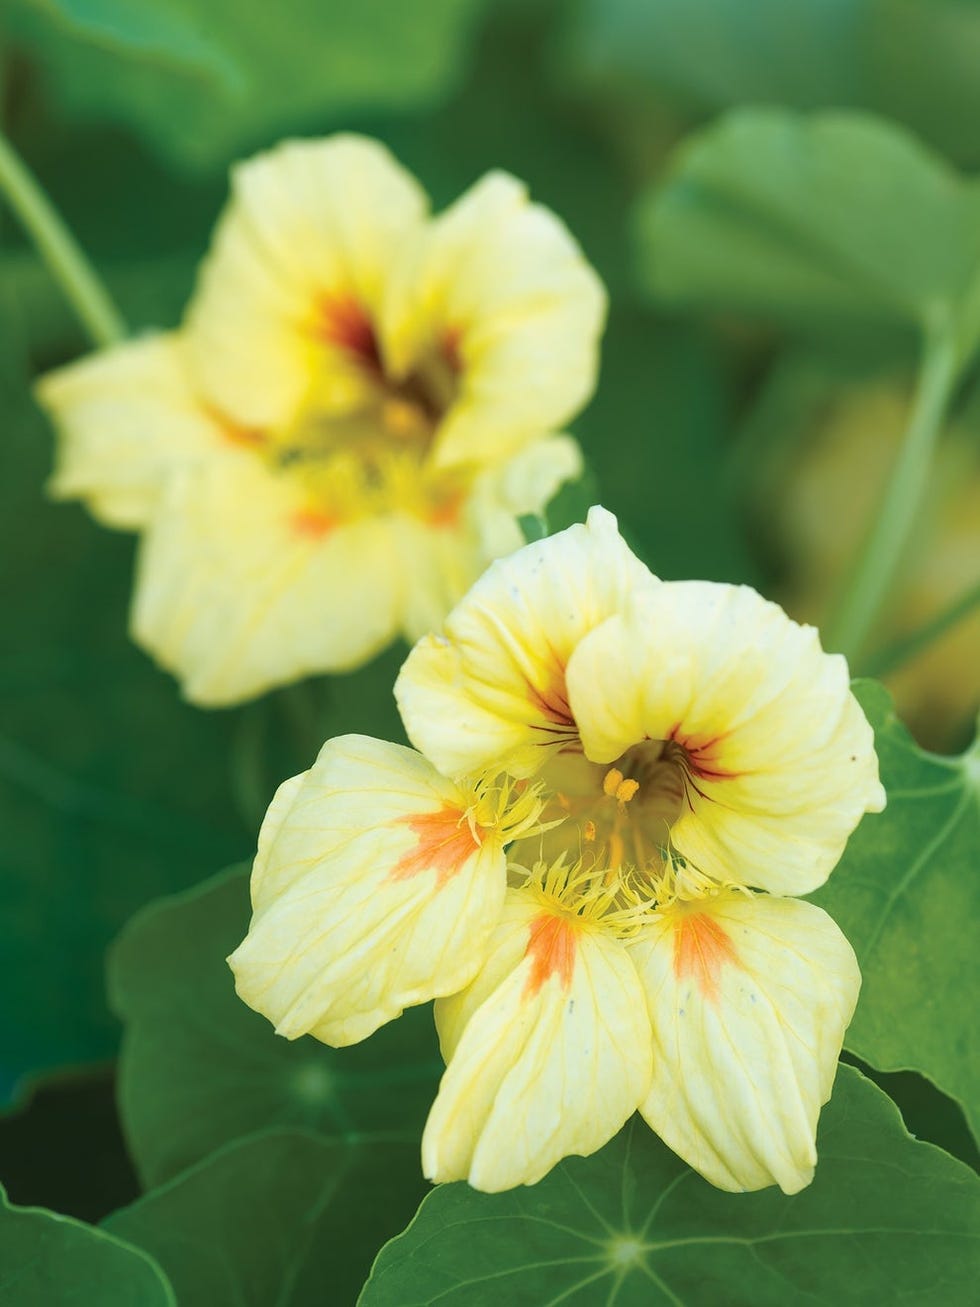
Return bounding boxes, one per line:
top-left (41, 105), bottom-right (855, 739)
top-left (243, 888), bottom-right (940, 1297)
top-left (1, 0), bottom-right (978, 1221)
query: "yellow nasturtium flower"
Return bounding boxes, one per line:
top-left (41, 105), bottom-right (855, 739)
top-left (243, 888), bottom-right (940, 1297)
top-left (229, 508), bottom-right (885, 1194)
top-left (36, 136), bottom-right (604, 705)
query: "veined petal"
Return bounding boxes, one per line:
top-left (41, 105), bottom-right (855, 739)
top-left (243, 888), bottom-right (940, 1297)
top-left (187, 135), bottom-right (429, 428)
top-left (131, 454), bottom-right (402, 705)
top-left (422, 892), bottom-right (652, 1192)
top-left (229, 735), bottom-right (506, 1046)
top-left (395, 435), bottom-right (584, 644)
top-left (382, 172), bottom-right (606, 469)
top-left (631, 891), bottom-right (860, 1195)
top-left (396, 506), bottom-right (657, 780)
top-left (36, 333), bottom-right (222, 529)
top-left (566, 582), bottom-right (885, 895)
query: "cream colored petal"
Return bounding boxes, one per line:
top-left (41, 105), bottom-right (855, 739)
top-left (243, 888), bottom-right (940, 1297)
top-left (396, 505), bottom-right (657, 780)
top-left (565, 582), bottom-right (885, 895)
top-left (422, 892), bottom-right (652, 1192)
top-left (395, 435), bottom-right (585, 644)
top-left (382, 172), bottom-right (606, 469)
top-left (187, 135), bottom-right (429, 428)
top-left (229, 735), bottom-right (506, 1046)
top-left (631, 891), bottom-right (859, 1195)
top-left (131, 453), bottom-right (403, 706)
top-left (36, 333), bottom-right (222, 529)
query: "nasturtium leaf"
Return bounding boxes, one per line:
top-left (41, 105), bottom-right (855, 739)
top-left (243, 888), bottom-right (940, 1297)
top-left (813, 680), bottom-right (980, 1140)
top-left (108, 865), bottom-right (442, 1188)
top-left (0, 1184), bottom-right (174, 1305)
top-left (0, 294), bottom-right (248, 1103)
top-left (103, 1130), bottom-right (426, 1307)
top-left (559, 0), bottom-right (980, 170)
top-left (8, 0), bottom-right (488, 169)
top-left (360, 1066), bottom-right (980, 1306)
top-left (634, 108), bottom-right (980, 332)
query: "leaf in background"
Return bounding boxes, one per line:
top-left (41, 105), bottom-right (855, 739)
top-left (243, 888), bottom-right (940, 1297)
top-left (108, 866), bottom-right (442, 1188)
top-left (8, 0), bottom-right (488, 169)
top-left (559, 0), bottom-right (980, 170)
top-left (575, 308), bottom-right (757, 585)
top-left (0, 1184), bottom-right (174, 1305)
top-left (361, 1066), bottom-right (980, 1307)
top-left (0, 286), bottom-right (249, 1103)
top-left (813, 680), bottom-right (980, 1140)
top-left (634, 108), bottom-right (980, 333)
top-left (103, 1130), bottom-right (426, 1307)
top-left (560, 0), bottom-right (861, 116)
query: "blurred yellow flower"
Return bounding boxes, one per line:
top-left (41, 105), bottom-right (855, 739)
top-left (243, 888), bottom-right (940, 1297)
top-left (37, 136), bottom-right (605, 704)
top-left (230, 507), bottom-right (885, 1195)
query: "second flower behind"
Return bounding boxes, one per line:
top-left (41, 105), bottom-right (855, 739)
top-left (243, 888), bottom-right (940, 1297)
top-left (38, 135), bottom-right (605, 704)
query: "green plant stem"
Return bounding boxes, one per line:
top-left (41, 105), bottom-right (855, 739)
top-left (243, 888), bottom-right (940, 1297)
top-left (0, 128), bottom-right (125, 349)
top-left (862, 578), bottom-right (980, 679)
top-left (823, 317), bottom-right (958, 663)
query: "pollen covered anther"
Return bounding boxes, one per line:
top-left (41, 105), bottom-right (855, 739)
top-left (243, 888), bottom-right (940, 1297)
top-left (603, 766), bottom-right (640, 808)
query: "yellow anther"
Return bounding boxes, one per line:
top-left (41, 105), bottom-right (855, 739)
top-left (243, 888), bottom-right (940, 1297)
top-left (583, 819), bottom-right (596, 843)
top-left (382, 398), bottom-right (427, 439)
top-left (615, 778), bottom-right (640, 805)
top-left (603, 767), bottom-right (639, 808)
top-left (603, 767), bottom-right (625, 798)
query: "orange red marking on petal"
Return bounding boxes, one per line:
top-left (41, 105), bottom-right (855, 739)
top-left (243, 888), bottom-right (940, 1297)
top-left (290, 508), bottom-right (337, 538)
top-left (524, 913), bottom-right (577, 996)
top-left (389, 805), bottom-right (481, 888)
top-left (316, 294), bottom-right (382, 372)
top-left (672, 912), bottom-right (739, 1002)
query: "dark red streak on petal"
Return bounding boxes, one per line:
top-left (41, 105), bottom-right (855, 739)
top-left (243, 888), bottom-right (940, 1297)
top-left (317, 294), bottom-right (383, 372)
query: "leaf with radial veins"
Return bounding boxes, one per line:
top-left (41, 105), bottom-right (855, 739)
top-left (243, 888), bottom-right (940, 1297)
top-left (0, 1184), bottom-right (175, 1305)
top-left (813, 679), bottom-right (980, 1140)
top-left (634, 108), bottom-right (980, 332)
top-left (360, 1066), bottom-right (980, 1307)
top-left (108, 865), bottom-right (443, 1187)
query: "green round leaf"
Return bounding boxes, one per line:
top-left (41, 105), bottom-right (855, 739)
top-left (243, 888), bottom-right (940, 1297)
top-left (635, 108), bottom-right (980, 332)
top-left (0, 1184), bottom-right (174, 1305)
top-left (0, 331), bottom-right (247, 1103)
top-left (360, 1066), bottom-right (980, 1306)
top-left (108, 865), bottom-right (442, 1187)
top-left (9, 0), bottom-right (488, 169)
top-left (103, 1130), bottom-right (426, 1307)
top-left (813, 680), bottom-right (980, 1141)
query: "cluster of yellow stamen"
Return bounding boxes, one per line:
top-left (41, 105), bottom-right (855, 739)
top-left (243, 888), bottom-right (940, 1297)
top-left (466, 773), bottom-right (561, 845)
top-left (513, 853), bottom-right (661, 939)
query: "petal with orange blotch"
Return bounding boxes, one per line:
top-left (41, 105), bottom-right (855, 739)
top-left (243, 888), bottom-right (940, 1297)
top-left (228, 736), bottom-right (506, 1047)
top-left (630, 890), bottom-right (860, 1195)
top-left (422, 891), bottom-right (652, 1192)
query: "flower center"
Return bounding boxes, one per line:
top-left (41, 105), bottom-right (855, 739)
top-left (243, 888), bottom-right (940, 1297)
top-left (510, 739), bottom-right (696, 880)
top-left (227, 295), bottom-right (469, 529)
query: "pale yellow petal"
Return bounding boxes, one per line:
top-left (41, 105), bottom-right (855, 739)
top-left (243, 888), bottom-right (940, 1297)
top-left (395, 435), bottom-right (584, 644)
top-left (187, 135), bottom-right (429, 428)
top-left (229, 735), bottom-right (506, 1046)
top-left (631, 892), bottom-right (860, 1194)
top-left (131, 454), bottom-right (403, 705)
top-left (396, 505), bottom-right (657, 779)
top-left (422, 892), bottom-right (652, 1191)
top-left (565, 582), bottom-right (885, 895)
top-left (36, 333), bottom-right (221, 529)
top-left (382, 172), bottom-right (606, 468)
